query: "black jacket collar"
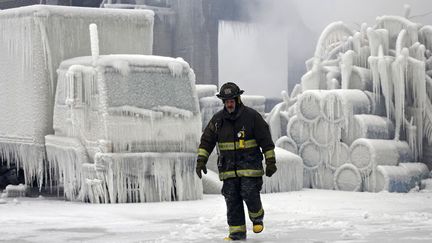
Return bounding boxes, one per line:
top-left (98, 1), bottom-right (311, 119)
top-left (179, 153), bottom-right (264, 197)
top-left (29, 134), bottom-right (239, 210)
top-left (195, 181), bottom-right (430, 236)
top-left (222, 103), bottom-right (245, 121)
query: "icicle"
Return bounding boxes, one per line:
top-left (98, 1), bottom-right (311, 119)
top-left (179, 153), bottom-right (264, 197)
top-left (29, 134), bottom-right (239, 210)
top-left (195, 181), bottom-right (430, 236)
top-left (326, 71), bottom-right (341, 89)
top-left (408, 57), bottom-right (427, 159)
top-left (367, 28), bottom-right (381, 56)
top-left (94, 153), bottom-right (203, 203)
top-left (340, 50), bottom-right (354, 89)
top-left (395, 29), bottom-right (408, 56)
top-left (352, 32), bottom-right (362, 53)
top-left (369, 56), bottom-right (381, 98)
top-left (376, 29), bottom-right (390, 55)
top-left (423, 97), bottom-right (432, 145)
top-left (392, 51), bottom-right (408, 140)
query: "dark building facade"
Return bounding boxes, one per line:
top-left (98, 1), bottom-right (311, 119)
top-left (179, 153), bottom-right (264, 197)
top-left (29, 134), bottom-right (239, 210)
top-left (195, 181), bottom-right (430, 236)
top-left (0, 0), bottom-right (310, 90)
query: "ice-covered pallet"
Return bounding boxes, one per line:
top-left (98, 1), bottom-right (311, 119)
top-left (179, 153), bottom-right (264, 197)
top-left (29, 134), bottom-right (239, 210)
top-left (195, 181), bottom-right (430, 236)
top-left (0, 5), bottom-right (154, 187)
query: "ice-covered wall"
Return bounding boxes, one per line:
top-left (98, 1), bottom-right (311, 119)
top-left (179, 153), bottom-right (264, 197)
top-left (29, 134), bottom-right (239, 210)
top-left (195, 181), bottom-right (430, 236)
top-left (0, 5), bottom-right (154, 186)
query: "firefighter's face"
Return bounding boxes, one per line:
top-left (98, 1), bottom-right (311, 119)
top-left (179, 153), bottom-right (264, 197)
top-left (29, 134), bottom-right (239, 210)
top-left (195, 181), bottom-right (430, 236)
top-left (225, 99), bottom-right (236, 113)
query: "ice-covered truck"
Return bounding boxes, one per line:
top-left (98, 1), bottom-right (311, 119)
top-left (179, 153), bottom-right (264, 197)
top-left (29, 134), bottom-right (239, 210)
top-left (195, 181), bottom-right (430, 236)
top-left (0, 5), bottom-right (202, 202)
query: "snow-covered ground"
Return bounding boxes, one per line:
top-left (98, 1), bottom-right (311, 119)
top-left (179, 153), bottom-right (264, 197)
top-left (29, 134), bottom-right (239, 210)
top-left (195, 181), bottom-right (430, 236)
top-left (1, 189), bottom-right (432, 242)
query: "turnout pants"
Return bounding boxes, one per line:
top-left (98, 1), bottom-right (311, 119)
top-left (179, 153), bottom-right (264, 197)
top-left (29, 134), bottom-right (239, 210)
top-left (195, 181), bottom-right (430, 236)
top-left (222, 177), bottom-right (264, 239)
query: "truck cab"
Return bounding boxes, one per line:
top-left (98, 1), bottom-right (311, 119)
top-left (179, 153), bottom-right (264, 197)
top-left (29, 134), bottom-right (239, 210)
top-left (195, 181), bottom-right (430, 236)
top-left (46, 54), bottom-right (203, 203)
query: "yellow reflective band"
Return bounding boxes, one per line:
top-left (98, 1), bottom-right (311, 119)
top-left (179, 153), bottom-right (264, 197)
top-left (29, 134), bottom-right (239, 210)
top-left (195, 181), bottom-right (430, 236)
top-left (243, 139), bottom-right (257, 148)
top-left (264, 149), bottom-right (275, 159)
top-left (219, 169), bottom-right (264, 180)
top-left (218, 142), bottom-right (235, 151)
top-left (237, 169), bottom-right (264, 177)
top-left (218, 139), bottom-right (258, 151)
top-left (198, 148), bottom-right (209, 158)
top-left (229, 225), bottom-right (246, 234)
top-left (249, 208), bottom-right (264, 219)
top-left (219, 171), bottom-right (236, 180)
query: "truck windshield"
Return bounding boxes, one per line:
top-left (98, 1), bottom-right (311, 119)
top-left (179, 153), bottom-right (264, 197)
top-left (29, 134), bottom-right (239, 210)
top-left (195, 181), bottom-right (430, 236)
top-left (104, 68), bottom-right (198, 113)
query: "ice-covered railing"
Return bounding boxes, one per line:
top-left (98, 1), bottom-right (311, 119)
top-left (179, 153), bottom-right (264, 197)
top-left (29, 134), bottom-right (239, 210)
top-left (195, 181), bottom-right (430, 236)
top-left (267, 5), bottom-right (432, 192)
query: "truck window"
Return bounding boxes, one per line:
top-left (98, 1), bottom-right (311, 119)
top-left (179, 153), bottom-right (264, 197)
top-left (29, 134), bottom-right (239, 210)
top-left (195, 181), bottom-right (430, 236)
top-left (104, 67), bottom-right (198, 113)
top-left (57, 70), bottom-right (98, 108)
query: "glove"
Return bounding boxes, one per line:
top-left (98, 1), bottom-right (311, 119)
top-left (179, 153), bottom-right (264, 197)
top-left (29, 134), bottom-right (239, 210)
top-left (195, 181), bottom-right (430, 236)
top-left (266, 164), bottom-right (277, 177)
top-left (265, 158), bottom-right (277, 177)
top-left (196, 159), bottom-right (207, 179)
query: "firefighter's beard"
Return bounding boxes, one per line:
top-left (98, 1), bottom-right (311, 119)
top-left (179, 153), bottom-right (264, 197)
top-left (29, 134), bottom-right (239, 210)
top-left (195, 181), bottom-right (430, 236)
top-left (225, 100), bottom-right (236, 114)
top-left (226, 106), bottom-right (235, 113)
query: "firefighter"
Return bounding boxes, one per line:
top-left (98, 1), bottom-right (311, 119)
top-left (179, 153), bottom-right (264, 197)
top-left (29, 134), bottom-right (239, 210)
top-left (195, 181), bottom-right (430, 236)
top-left (196, 82), bottom-right (277, 241)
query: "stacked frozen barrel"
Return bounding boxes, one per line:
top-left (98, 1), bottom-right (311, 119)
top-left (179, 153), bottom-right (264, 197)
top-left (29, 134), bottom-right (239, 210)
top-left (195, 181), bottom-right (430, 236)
top-left (278, 88), bottom-right (429, 192)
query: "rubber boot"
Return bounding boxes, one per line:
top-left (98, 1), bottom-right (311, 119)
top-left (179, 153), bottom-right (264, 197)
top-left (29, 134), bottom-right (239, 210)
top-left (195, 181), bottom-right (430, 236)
top-left (253, 222), bottom-right (264, 233)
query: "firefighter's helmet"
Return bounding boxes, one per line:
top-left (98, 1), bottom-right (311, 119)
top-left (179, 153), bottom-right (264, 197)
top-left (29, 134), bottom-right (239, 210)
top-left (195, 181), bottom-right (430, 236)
top-left (216, 82), bottom-right (244, 100)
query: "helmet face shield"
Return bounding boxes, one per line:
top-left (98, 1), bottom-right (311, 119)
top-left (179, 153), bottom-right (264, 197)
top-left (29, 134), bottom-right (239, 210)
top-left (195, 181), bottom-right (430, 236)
top-left (217, 82), bottom-right (244, 100)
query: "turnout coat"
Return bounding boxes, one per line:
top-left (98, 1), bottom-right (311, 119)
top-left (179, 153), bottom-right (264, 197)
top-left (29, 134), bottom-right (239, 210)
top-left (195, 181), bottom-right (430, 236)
top-left (197, 104), bottom-right (275, 180)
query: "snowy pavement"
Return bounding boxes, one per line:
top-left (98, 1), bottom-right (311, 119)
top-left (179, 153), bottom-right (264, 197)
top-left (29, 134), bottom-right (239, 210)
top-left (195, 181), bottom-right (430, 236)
top-left (1, 189), bottom-right (432, 242)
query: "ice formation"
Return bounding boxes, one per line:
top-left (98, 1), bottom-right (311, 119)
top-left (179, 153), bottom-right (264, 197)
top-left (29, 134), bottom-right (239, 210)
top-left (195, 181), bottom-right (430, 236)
top-left (342, 114), bottom-right (394, 145)
top-left (196, 84), bottom-right (217, 100)
top-left (328, 142), bottom-right (350, 171)
top-left (275, 136), bottom-right (298, 154)
top-left (287, 115), bottom-right (311, 145)
top-left (5, 184), bottom-right (27, 198)
top-left (261, 148), bottom-right (303, 193)
top-left (202, 169), bottom-right (222, 194)
top-left (366, 162), bottom-right (429, 192)
top-left (242, 95), bottom-right (266, 116)
top-left (94, 152), bottom-right (202, 203)
top-left (46, 53), bottom-right (203, 203)
top-left (267, 5), bottom-right (432, 192)
top-left (0, 5), bottom-right (154, 190)
top-left (350, 138), bottom-right (413, 174)
top-left (296, 90), bottom-right (326, 122)
top-left (334, 164), bottom-right (362, 191)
